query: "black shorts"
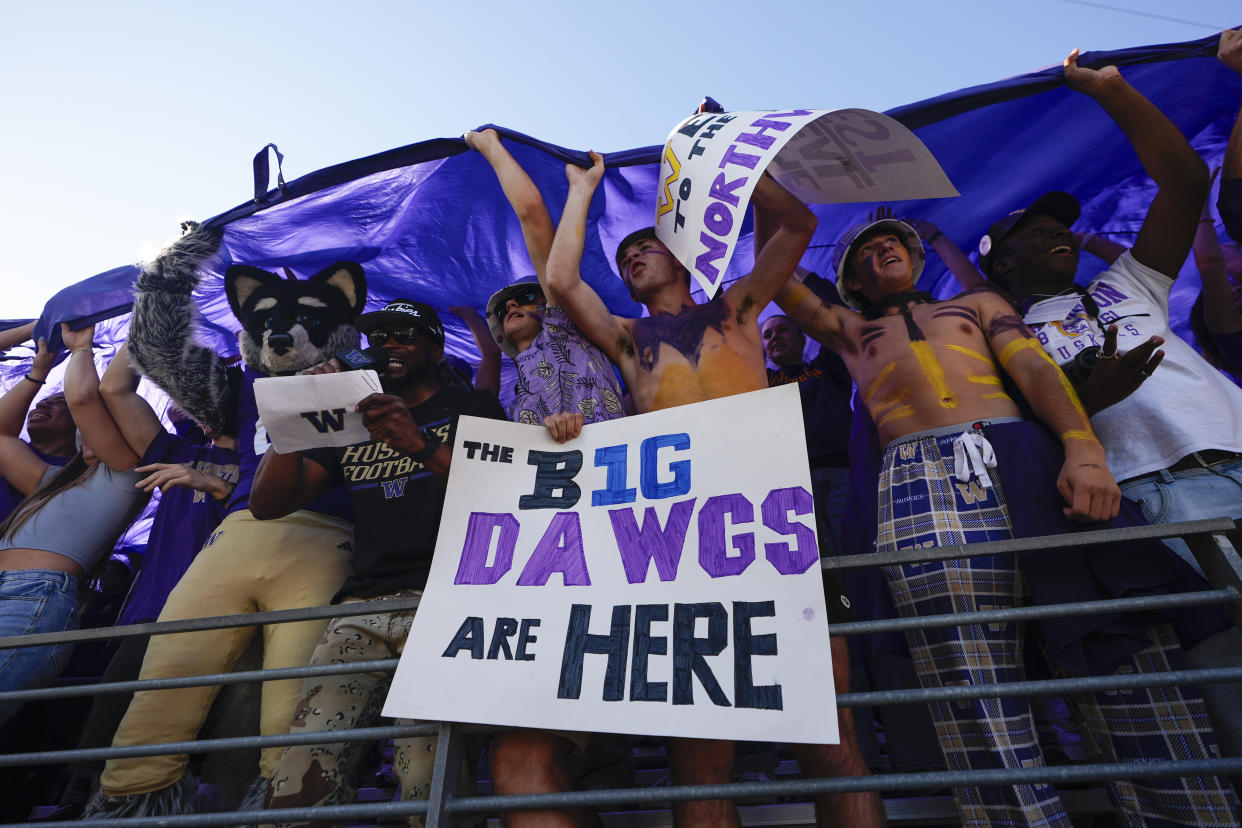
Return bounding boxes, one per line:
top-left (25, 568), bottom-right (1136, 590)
top-left (820, 564), bottom-right (855, 626)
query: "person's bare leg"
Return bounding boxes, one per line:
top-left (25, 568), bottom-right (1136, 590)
top-left (490, 730), bottom-right (590, 828)
top-left (793, 637), bottom-right (887, 828)
top-left (668, 737), bottom-right (739, 828)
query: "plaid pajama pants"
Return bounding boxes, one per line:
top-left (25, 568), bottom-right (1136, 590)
top-left (877, 423), bottom-right (1239, 827)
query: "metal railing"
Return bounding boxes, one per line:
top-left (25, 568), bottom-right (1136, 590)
top-left (2, 517), bottom-right (1239, 827)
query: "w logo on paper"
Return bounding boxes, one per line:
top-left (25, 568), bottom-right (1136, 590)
top-left (300, 408), bottom-right (347, 433)
top-left (381, 477), bottom-right (409, 499)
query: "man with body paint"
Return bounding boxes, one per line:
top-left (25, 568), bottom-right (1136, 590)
top-left (547, 154), bottom-right (885, 828)
top-left (983, 45), bottom-right (1242, 783)
top-left (770, 58), bottom-right (1238, 820)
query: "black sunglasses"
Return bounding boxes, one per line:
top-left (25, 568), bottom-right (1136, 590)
top-left (493, 288), bottom-right (544, 321)
top-left (367, 327), bottom-right (422, 347)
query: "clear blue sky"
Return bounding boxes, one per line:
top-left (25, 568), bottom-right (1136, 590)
top-left (2, 0), bottom-right (1236, 318)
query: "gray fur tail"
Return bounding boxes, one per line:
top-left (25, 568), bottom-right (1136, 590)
top-left (82, 774), bottom-right (196, 819)
top-left (128, 222), bottom-right (235, 437)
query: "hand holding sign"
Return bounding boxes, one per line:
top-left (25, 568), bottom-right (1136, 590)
top-left (253, 370), bottom-right (382, 453)
top-left (358, 393), bottom-right (430, 455)
top-left (656, 108), bottom-right (959, 296)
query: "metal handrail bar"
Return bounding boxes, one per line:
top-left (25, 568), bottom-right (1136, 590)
top-left (0, 723), bottom-right (494, 769)
top-left (1, 518), bottom-right (1233, 652)
top-left (0, 659), bottom-right (399, 704)
top-left (828, 587), bottom-right (1240, 636)
top-left (17, 757), bottom-right (1242, 827)
top-left (0, 595), bottom-right (424, 650)
top-left (6, 666), bottom-right (1242, 769)
top-left (821, 518), bottom-right (1236, 570)
top-left (1, 589), bottom-right (1233, 708)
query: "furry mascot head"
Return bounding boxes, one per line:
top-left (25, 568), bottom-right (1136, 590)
top-left (126, 222), bottom-right (368, 437)
top-left (225, 262), bottom-right (366, 376)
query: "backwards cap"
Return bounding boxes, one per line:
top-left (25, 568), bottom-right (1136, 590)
top-left (978, 191), bottom-right (1081, 277)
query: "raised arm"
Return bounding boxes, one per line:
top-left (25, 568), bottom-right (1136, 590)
top-left (1064, 49), bottom-right (1208, 278)
top-left (724, 172), bottom-right (817, 323)
top-left (0, 322), bottom-right (36, 353)
top-left (62, 324), bottom-right (139, 472)
top-left (900, 216), bottom-right (985, 290)
top-left (0, 338), bottom-right (55, 494)
top-left (1073, 230), bottom-right (1126, 266)
top-left (465, 129), bottom-right (559, 298)
top-left (449, 306), bottom-right (501, 396)
top-left (127, 223), bottom-right (234, 437)
top-left (978, 292), bottom-right (1119, 521)
top-left (99, 341), bottom-right (167, 457)
top-left (545, 152), bottom-right (632, 364)
top-left (751, 196), bottom-right (848, 352)
top-left (1195, 172), bottom-right (1242, 336)
top-left (0, 337), bottom-right (54, 438)
top-left (1218, 29), bottom-right (1242, 242)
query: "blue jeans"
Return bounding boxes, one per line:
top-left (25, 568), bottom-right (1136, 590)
top-left (0, 569), bottom-right (78, 727)
top-left (1121, 455), bottom-right (1242, 766)
top-left (1119, 455), bottom-right (1242, 576)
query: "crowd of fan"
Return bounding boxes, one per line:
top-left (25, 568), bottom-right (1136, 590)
top-left (1, 35), bottom-right (1242, 828)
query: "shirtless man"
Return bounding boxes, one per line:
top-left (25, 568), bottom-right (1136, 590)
top-left (773, 210), bottom-right (1239, 824)
top-left (547, 155), bottom-right (885, 828)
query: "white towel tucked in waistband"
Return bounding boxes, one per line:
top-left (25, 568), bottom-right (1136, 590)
top-left (952, 430), bottom-right (997, 489)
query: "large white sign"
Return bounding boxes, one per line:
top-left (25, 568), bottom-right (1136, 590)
top-left (384, 384), bottom-right (838, 745)
top-left (253, 370), bottom-right (382, 453)
top-left (656, 108), bottom-right (960, 296)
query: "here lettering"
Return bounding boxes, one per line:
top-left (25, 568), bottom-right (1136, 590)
top-left (556, 601), bottom-right (783, 710)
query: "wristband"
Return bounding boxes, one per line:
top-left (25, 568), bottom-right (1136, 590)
top-left (23, 374), bottom-right (44, 386)
top-left (1061, 429), bottom-right (1098, 443)
top-left (411, 431), bottom-right (442, 462)
top-left (70, 347), bottom-right (94, 356)
top-left (927, 230), bottom-right (943, 244)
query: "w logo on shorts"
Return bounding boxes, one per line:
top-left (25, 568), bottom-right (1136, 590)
top-left (954, 480), bottom-right (994, 506)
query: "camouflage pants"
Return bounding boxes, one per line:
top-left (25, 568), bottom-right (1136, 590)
top-left (263, 591), bottom-right (458, 828)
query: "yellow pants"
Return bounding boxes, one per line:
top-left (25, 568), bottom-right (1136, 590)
top-left (101, 509), bottom-right (353, 797)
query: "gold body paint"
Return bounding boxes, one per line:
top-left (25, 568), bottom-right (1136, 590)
top-left (944, 343), bottom-right (994, 365)
top-left (996, 337), bottom-right (1088, 420)
top-left (910, 341), bottom-right (957, 409)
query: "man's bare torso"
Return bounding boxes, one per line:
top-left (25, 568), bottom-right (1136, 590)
top-left (616, 293), bottom-right (768, 413)
top-left (827, 291), bottom-right (1026, 445)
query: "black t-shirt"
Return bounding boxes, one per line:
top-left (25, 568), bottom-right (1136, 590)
top-left (305, 386), bottom-right (506, 600)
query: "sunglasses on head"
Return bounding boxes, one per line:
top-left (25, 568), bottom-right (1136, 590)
top-left (493, 288), bottom-right (543, 320)
top-left (367, 327), bottom-right (422, 347)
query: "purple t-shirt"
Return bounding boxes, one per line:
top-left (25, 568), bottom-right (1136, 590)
top-left (509, 305), bottom-right (625, 426)
top-left (118, 429), bottom-right (240, 625)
